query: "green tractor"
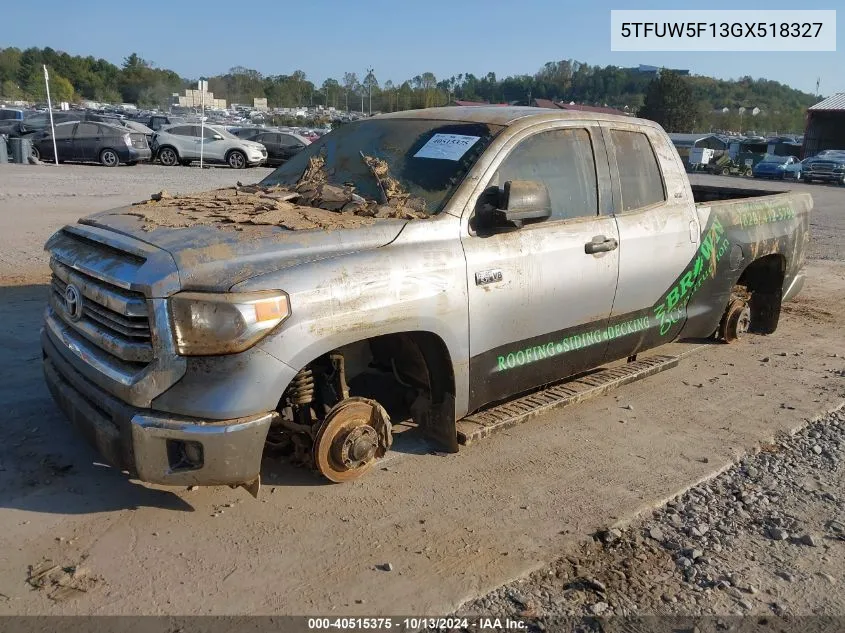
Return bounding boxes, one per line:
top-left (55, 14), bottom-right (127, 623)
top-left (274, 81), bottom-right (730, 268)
top-left (708, 155), bottom-right (753, 177)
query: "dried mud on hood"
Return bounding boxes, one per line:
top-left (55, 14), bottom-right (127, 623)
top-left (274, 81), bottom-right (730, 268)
top-left (116, 155), bottom-right (430, 232)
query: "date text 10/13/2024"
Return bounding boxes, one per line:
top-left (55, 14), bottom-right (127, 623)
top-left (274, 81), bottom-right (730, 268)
top-left (307, 617), bottom-right (528, 630)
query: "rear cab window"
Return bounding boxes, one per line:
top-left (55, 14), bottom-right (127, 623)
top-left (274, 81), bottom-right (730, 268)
top-left (609, 129), bottom-right (666, 212)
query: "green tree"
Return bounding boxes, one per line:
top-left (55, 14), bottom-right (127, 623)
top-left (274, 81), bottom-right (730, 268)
top-left (342, 72), bottom-right (358, 111)
top-left (51, 75), bottom-right (75, 102)
top-left (27, 69), bottom-right (75, 102)
top-left (322, 78), bottom-right (340, 109)
top-left (638, 70), bottom-right (700, 133)
top-left (1, 79), bottom-right (23, 99)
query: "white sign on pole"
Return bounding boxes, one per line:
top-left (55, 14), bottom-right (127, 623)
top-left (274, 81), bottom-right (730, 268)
top-left (43, 65), bottom-right (59, 165)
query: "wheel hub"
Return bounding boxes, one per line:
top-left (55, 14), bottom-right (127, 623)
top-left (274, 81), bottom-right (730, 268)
top-left (336, 425), bottom-right (378, 468)
top-left (313, 397), bottom-right (392, 483)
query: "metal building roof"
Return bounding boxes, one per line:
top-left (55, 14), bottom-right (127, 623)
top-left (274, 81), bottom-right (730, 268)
top-left (809, 93), bottom-right (845, 111)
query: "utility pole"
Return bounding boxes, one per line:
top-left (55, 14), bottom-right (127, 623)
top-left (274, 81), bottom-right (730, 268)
top-left (366, 66), bottom-right (374, 116)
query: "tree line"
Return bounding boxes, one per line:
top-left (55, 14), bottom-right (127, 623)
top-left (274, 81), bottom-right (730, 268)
top-left (0, 47), bottom-right (819, 133)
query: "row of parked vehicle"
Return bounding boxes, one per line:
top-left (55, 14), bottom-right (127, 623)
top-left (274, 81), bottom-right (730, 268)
top-left (151, 125), bottom-right (311, 169)
top-left (751, 150), bottom-right (845, 184)
top-left (0, 107), bottom-right (314, 169)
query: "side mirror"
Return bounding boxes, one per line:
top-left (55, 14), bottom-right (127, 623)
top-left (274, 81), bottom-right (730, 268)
top-left (494, 180), bottom-right (552, 227)
top-left (212, 134), bottom-right (223, 140)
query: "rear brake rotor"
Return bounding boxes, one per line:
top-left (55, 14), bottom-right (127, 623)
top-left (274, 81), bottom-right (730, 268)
top-left (313, 397), bottom-right (392, 483)
top-left (720, 299), bottom-right (751, 343)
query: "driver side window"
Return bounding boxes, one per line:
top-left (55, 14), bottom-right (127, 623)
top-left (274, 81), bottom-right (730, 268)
top-left (493, 128), bottom-right (599, 221)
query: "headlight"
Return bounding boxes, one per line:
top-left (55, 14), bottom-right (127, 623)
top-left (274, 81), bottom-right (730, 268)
top-left (170, 291), bottom-right (290, 355)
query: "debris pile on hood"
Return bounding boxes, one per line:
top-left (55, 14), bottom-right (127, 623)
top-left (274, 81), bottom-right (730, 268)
top-left (121, 154), bottom-right (430, 232)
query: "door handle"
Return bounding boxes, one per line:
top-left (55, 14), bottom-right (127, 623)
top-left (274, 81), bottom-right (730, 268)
top-left (585, 235), bottom-right (618, 254)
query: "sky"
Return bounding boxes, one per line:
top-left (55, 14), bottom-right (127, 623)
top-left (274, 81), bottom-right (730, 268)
top-left (3, 0), bottom-right (843, 98)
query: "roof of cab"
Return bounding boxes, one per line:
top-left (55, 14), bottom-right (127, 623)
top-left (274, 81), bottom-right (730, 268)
top-left (374, 105), bottom-right (643, 127)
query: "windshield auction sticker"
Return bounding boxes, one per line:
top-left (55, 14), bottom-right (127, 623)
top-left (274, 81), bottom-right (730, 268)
top-left (414, 134), bottom-right (480, 160)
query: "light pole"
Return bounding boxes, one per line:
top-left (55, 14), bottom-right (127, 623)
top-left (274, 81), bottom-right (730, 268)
top-left (366, 66), bottom-right (374, 116)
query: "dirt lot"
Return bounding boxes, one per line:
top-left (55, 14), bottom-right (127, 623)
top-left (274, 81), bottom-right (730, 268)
top-left (0, 165), bottom-right (843, 621)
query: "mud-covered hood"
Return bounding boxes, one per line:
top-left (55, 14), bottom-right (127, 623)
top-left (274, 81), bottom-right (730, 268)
top-left (79, 208), bottom-right (408, 292)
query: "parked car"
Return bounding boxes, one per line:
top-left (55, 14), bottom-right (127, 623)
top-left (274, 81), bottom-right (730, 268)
top-left (17, 111), bottom-right (85, 136)
top-left (30, 121), bottom-right (151, 166)
top-left (0, 107), bottom-right (24, 121)
top-left (241, 130), bottom-right (310, 166)
top-left (152, 124), bottom-right (267, 168)
top-left (751, 155), bottom-right (802, 180)
top-left (801, 151), bottom-right (845, 184)
top-left (229, 126), bottom-right (268, 139)
top-left (42, 107), bottom-right (812, 490)
top-left (136, 114), bottom-right (187, 131)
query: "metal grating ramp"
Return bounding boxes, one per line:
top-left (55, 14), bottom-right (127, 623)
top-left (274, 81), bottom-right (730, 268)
top-left (456, 354), bottom-right (679, 445)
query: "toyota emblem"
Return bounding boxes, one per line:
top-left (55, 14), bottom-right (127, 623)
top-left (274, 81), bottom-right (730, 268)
top-left (64, 284), bottom-right (84, 321)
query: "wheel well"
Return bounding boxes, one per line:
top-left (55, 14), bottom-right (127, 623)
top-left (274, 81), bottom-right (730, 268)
top-left (226, 148), bottom-right (246, 159)
top-left (278, 331), bottom-right (458, 451)
top-left (736, 254), bottom-right (785, 334)
top-left (158, 144), bottom-right (178, 155)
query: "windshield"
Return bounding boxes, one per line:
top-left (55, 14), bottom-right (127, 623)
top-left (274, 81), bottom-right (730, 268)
top-left (260, 118), bottom-right (504, 215)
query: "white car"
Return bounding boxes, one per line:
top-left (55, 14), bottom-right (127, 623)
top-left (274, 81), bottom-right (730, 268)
top-left (153, 124), bottom-right (267, 168)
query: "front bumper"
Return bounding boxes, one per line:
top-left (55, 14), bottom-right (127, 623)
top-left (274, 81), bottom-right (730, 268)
top-left (43, 329), bottom-right (275, 486)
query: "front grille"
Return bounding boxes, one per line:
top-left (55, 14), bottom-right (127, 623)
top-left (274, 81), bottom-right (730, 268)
top-left (807, 161), bottom-right (836, 174)
top-left (50, 259), bottom-right (153, 365)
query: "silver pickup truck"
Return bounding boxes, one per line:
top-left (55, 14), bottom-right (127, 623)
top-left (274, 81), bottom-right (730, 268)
top-left (42, 107), bottom-right (812, 493)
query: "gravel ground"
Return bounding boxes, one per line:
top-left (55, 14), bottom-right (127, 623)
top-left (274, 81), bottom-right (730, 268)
top-left (460, 404), bottom-right (845, 624)
top-left (0, 163), bottom-right (274, 201)
top-left (0, 163), bottom-right (273, 284)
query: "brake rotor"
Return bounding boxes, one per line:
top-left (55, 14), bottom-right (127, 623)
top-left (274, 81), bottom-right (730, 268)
top-left (720, 299), bottom-right (751, 343)
top-left (313, 397), bottom-right (392, 483)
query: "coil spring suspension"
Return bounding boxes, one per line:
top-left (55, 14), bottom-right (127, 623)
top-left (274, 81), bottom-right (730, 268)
top-left (290, 368), bottom-right (315, 405)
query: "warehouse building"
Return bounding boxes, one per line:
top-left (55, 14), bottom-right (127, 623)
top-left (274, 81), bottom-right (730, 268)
top-left (802, 93), bottom-right (845, 158)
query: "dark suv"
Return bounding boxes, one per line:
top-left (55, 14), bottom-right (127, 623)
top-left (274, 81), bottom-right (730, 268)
top-left (802, 150), bottom-right (845, 184)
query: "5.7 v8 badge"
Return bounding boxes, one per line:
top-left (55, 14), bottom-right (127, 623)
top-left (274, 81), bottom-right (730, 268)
top-left (475, 269), bottom-right (503, 286)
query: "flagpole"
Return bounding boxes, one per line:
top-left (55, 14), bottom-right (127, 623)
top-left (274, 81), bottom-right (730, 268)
top-left (43, 65), bottom-right (58, 165)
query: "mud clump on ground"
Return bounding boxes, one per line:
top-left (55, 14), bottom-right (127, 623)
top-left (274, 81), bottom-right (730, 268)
top-left (27, 559), bottom-right (102, 602)
top-left (119, 154), bottom-right (430, 232)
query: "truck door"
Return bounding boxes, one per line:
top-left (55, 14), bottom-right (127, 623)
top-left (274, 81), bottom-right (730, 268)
top-left (600, 123), bottom-right (700, 361)
top-left (461, 125), bottom-right (620, 412)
